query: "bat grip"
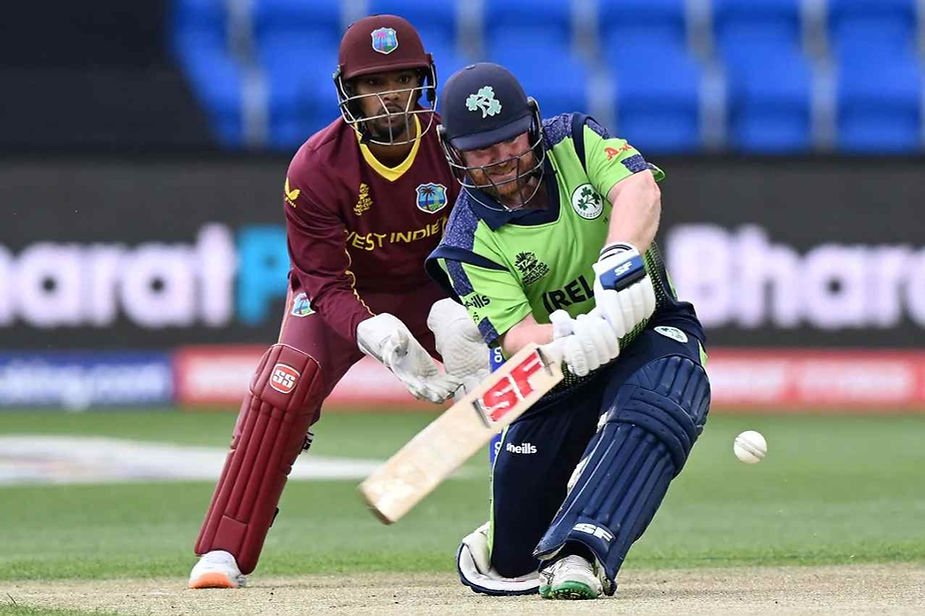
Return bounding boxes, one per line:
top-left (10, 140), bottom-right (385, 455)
top-left (538, 339), bottom-right (566, 365)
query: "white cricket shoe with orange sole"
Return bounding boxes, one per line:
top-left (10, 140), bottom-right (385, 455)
top-left (188, 550), bottom-right (246, 589)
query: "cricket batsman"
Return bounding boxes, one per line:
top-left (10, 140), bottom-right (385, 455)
top-left (425, 63), bottom-right (711, 599)
top-left (188, 15), bottom-right (488, 588)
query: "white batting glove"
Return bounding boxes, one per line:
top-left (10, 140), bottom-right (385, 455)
top-left (549, 309), bottom-right (620, 377)
top-left (356, 313), bottom-right (461, 404)
top-left (591, 242), bottom-right (657, 338)
top-left (427, 298), bottom-right (490, 395)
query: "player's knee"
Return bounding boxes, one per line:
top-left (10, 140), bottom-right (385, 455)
top-left (251, 343), bottom-right (324, 412)
top-left (604, 355), bottom-right (710, 473)
top-left (234, 344), bottom-right (324, 454)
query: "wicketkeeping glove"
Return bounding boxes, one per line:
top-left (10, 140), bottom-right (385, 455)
top-left (356, 313), bottom-right (461, 403)
top-left (549, 309), bottom-right (620, 377)
top-left (591, 242), bottom-right (656, 338)
top-left (427, 298), bottom-right (490, 396)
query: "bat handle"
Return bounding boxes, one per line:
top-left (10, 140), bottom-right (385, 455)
top-left (538, 339), bottom-right (566, 365)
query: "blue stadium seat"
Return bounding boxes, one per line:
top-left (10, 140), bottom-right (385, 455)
top-left (250, 0), bottom-right (342, 148)
top-left (605, 45), bottom-right (704, 153)
top-left (251, 0), bottom-right (342, 43)
top-left (828, 0), bottom-right (919, 60)
top-left (597, 0), bottom-right (688, 52)
top-left (169, 0), bottom-right (225, 55)
top-left (429, 42), bottom-right (472, 87)
top-left (483, 0), bottom-right (573, 53)
top-left (836, 51), bottom-right (923, 153)
top-left (367, 0), bottom-right (458, 50)
top-left (256, 31), bottom-right (340, 149)
top-left (712, 0), bottom-right (803, 64)
top-left (488, 39), bottom-right (591, 117)
top-left (171, 0), bottom-right (244, 145)
top-left (726, 49), bottom-right (813, 153)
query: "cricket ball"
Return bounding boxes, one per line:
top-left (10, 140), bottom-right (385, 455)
top-left (733, 430), bottom-right (767, 464)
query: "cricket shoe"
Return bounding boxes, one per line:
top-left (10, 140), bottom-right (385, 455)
top-left (538, 554), bottom-right (603, 600)
top-left (188, 550), bottom-right (246, 589)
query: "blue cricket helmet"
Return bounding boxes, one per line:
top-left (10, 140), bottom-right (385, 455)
top-left (438, 63), bottom-right (546, 208)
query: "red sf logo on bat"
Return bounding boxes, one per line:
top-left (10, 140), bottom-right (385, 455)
top-left (476, 351), bottom-right (545, 423)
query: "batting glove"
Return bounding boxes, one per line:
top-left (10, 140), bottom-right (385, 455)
top-left (549, 309), bottom-right (620, 377)
top-left (591, 242), bottom-right (656, 338)
top-left (356, 313), bottom-right (461, 403)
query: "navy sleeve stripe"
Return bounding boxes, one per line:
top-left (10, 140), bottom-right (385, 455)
top-left (429, 246), bottom-right (507, 272)
top-left (570, 113), bottom-right (590, 171)
top-left (622, 154), bottom-right (650, 173)
top-left (425, 245), bottom-right (506, 299)
top-left (447, 260), bottom-right (473, 295)
top-left (478, 317), bottom-right (500, 346)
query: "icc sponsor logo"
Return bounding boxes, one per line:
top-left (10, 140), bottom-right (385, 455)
top-left (269, 363), bottom-right (299, 394)
top-left (473, 350), bottom-right (545, 424)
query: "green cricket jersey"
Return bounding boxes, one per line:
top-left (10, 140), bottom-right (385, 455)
top-left (426, 113), bottom-right (701, 348)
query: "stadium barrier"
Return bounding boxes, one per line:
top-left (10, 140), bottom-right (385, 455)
top-left (175, 345), bottom-right (925, 412)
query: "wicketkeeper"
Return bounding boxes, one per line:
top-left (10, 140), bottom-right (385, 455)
top-left (188, 15), bottom-right (489, 589)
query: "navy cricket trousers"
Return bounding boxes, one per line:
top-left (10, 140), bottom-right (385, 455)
top-left (488, 323), bottom-right (706, 578)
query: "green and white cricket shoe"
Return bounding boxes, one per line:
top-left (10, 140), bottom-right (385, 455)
top-left (538, 554), bottom-right (603, 600)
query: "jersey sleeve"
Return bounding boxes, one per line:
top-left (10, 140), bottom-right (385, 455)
top-left (434, 251), bottom-right (531, 346)
top-left (581, 119), bottom-right (666, 198)
top-left (283, 169), bottom-right (373, 344)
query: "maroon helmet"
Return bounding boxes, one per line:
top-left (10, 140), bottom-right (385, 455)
top-left (333, 14), bottom-right (437, 145)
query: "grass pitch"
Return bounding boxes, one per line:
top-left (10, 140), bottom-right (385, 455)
top-left (0, 409), bottom-right (923, 615)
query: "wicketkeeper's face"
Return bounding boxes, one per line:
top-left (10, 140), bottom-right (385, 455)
top-left (461, 132), bottom-right (537, 202)
top-left (351, 69), bottom-right (422, 142)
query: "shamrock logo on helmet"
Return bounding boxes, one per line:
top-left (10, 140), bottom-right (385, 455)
top-left (466, 86), bottom-right (503, 118)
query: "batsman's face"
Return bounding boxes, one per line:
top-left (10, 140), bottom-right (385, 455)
top-left (462, 132), bottom-right (537, 202)
top-left (352, 69), bottom-right (421, 141)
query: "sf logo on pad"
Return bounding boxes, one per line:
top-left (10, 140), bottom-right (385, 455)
top-left (269, 363), bottom-right (300, 394)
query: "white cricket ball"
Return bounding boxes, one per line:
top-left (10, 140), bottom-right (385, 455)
top-left (733, 430), bottom-right (767, 464)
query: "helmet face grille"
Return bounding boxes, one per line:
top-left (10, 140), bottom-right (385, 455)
top-left (440, 100), bottom-right (547, 211)
top-left (334, 64), bottom-right (438, 146)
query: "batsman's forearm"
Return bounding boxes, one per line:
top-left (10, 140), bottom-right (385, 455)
top-left (605, 171), bottom-right (661, 251)
top-left (500, 315), bottom-right (553, 358)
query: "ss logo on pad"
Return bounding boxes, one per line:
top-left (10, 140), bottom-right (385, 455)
top-left (270, 363), bottom-right (300, 394)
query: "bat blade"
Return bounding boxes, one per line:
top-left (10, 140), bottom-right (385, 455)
top-left (359, 342), bottom-right (563, 524)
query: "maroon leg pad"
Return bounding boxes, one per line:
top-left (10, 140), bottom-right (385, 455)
top-left (194, 344), bottom-right (323, 574)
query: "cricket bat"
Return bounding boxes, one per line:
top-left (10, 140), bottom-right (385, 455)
top-left (359, 341), bottom-right (565, 524)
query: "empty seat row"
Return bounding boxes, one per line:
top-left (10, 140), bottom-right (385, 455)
top-left (170, 0), bottom-right (925, 152)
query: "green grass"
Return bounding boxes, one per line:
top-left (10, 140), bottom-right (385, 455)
top-left (0, 410), bottom-right (923, 581)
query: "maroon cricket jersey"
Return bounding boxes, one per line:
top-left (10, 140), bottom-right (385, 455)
top-left (283, 116), bottom-right (460, 345)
